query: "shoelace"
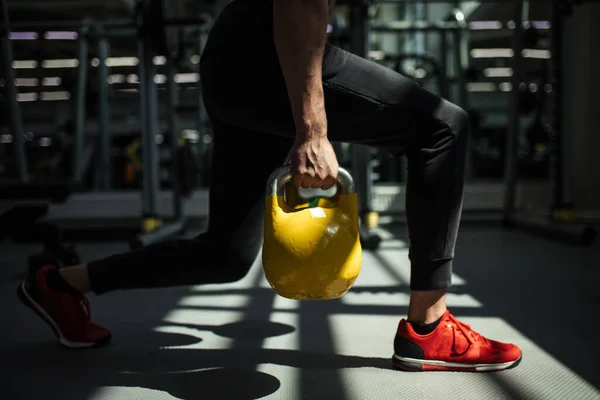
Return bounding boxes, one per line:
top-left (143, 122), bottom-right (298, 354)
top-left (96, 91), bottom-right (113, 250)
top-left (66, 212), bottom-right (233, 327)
top-left (446, 313), bottom-right (487, 356)
top-left (68, 293), bottom-right (92, 329)
top-left (80, 296), bottom-right (91, 321)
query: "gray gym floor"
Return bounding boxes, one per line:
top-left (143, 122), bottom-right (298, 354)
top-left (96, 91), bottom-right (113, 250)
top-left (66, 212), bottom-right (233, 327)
top-left (1, 224), bottom-right (599, 400)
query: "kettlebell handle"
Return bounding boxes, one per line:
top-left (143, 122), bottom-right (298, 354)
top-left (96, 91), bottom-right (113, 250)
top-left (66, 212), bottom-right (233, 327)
top-left (266, 165), bottom-right (356, 196)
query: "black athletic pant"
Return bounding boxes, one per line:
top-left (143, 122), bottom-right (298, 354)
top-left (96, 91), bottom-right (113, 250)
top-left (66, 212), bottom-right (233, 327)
top-left (88, 0), bottom-right (468, 294)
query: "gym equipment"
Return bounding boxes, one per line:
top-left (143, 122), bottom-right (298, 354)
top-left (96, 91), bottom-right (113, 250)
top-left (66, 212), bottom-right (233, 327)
top-left (385, 53), bottom-right (444, 95)
top-left (523, 26), bottom-right (539, 49)
top-left (27, 223), bottom-right (81, 274)
top-left (1, 198), bottom-right (79, 277)
top-left (4, 4), bottom-right (211, 239)
top-left (117, 132), bottom-right (198, 195)
top-left (262, 166), bottom-right (362, 301)
top-left (1, 205), bottom-right (81, 274)
top-left (71, 23), bottom-right (90, 185)
top-left (344, 0), bottom-right (383, 251)
top-left (176, 138), bottom-right (199, 196)
top-left (518, 89), bottom-right (539, 116)
top-left (359, 211), bottom-right (382, 250)
top-left (139, 0), bottom-right (185, 59)
top-left (0, 0), bottom-right (81, 272)
top-left (126, 2), bottom-right (209, 245)
top-left (96, 28), bottom-right (112, 190)
top-left (0, 182), bottom-right (71, 202)
top-left (4, 5), bottom-right (211, 185)
top-left (560, 0), bottom-right (586, 16)
top-left (503, 0), bottom-right (596, 246)
top-left (130, 34), bottom-right (187, 249)
top-left (0, 0), bottom-right (27, 182)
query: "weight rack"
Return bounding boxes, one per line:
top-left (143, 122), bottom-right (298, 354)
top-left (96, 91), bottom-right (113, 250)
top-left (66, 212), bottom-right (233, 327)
top-left (1, 2), bottom-right (212, 247)
top-left (502, 0), bottom-right (596, 246)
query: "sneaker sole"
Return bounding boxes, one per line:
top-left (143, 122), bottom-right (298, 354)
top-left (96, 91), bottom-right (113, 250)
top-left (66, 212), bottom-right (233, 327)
top-left (392, 353), bottom-right (522, 372)
top-left (17, 282), bottom-right (111, 349)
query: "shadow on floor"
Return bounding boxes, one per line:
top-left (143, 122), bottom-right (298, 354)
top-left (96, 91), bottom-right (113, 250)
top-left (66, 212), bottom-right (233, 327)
top-left (0, 240), bottom-right (392, 400)
top-left (2, 224), bottom-right (599, 399)
top-left (1, 325), bottom-right (391, 400)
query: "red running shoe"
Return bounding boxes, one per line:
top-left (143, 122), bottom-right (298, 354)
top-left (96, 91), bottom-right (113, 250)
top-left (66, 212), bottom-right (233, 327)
top-left (393, 310), bottom-right (522, 372)
top-left (17, 265), bottom-right (111, 348)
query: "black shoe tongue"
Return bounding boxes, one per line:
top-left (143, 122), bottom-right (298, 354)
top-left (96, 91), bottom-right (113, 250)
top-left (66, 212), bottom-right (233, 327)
top-left (410, 315), bottom-right (443, 335)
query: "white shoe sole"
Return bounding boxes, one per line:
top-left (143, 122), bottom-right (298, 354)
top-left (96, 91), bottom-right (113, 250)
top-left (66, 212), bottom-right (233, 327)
top-left (392, 354), bottom-right (522, 372)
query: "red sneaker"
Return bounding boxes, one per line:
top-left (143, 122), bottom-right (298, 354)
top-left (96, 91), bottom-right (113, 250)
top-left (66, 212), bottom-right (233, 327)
top-left (17, 265), bottom-right (111, 348)
top-left (393, 310), bottom-right (521, 372)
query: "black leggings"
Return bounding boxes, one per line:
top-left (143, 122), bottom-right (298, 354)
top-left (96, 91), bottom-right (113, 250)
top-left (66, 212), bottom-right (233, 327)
top-left (88, 0), bottom-right (468, 294)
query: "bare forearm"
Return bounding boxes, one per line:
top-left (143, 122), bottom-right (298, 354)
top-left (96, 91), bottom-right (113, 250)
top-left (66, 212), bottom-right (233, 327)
top-left (273, 0), bottom-right (329, 140)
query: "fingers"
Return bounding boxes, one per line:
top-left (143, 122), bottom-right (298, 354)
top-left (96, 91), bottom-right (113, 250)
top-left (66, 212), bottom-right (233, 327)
top-left (292, 174), bottom-right (304, 188)
top-left (299, 173), bottom-right (316, 189)
top-left (320, 176), bottom-right (337, 190)
top-left (309, 177), bottom-right (323, 189)
top-left (293, 168), bottom-right (338, 189)
top-left (290, 143), bottom-right (339, 189)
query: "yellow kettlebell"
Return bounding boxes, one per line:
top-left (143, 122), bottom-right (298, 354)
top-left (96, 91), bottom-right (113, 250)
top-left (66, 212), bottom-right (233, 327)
top-left (262, 165), bottom-right (362, 300)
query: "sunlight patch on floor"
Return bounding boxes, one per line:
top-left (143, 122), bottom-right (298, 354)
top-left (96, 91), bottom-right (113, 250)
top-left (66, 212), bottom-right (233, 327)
top-left (176, 294), bottom-right (249, 309)
top-left (340, 291), bottom-right (483, 308)
top-left (88, 386), bottom-right (179, 400)
top-left (262, 312), bottom-right (301, 351)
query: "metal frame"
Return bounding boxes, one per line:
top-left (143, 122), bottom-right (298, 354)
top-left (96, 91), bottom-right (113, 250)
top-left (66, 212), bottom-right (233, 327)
top-left (348, 0), bottom-right (378, 233)
top-left (196, 26), bottom-right (211, 181)
top-left (502, 0), bottom-right (596, 246)
top-left (0, 0), bottom-right (81, 260)
top-left (0, 0), bottom-right (28, 182)
top-left (549, 0), bottom-right (571, 210)
top-left (137, 19), bottom-right (160, 221)
top-left (72, 23), bottom-right (90, 185)
top-left (131, 37), bottom-right (187, 249)
top-left (2, 9), bottom-right (211, 242)
top-left (502, 0), bottom-right (525, 219)
top-left (0, 17), bottom-right (210, 30)
top-left (97, 24), bottom-right (112, 190)
top-left (166, 51), bottom-right (183, 223)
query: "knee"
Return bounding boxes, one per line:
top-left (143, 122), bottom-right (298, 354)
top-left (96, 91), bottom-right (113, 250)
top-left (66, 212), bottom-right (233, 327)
top-left (220, 265), bottom-right (252, 284)
top-left (200, 245), bottom-right (256, 284)
top-left (436, 101), bottom-right (469, 155)
top-left (446, 102), bottom-right (470, 140)
top-left (221, 257), bottom-right (255, 283)
top-left (220, 237), bottom-right (263, 284)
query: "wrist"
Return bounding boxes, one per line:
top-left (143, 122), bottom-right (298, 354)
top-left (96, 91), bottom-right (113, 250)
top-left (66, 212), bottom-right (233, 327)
top-left (294, 102), bottom-right (327, 141)
top-left (295, 120), bottom-right (327, 141)
top-left (290, 83), bottom-right (326, 135)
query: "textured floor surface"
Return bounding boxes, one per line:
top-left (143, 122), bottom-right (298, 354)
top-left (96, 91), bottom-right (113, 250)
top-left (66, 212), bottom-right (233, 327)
top-left (1, 224), bottom-right (599, 400)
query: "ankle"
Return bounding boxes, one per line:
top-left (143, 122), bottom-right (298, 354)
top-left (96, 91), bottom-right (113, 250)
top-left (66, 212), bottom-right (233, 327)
top-left (58, 265), bottom-right (92, 294)
top-left (407, 289), bottom-right (447, 324)
top-left (409, 315), bottom-right (443, 335)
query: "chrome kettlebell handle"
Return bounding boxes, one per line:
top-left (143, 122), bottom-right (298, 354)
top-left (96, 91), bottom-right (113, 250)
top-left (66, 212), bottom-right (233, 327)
top-left (266, 165), bottom-right (355, 196)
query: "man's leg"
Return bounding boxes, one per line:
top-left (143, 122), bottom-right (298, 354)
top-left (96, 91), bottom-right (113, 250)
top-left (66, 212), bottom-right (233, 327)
top-left (18, 114), bottom-right (293, 347)
top-left (199, 0), bottom-right (521, 371)
top-left (81, 120), bottom-right (292, 293)
top-left (202, 0), bottom-right (461, 325)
